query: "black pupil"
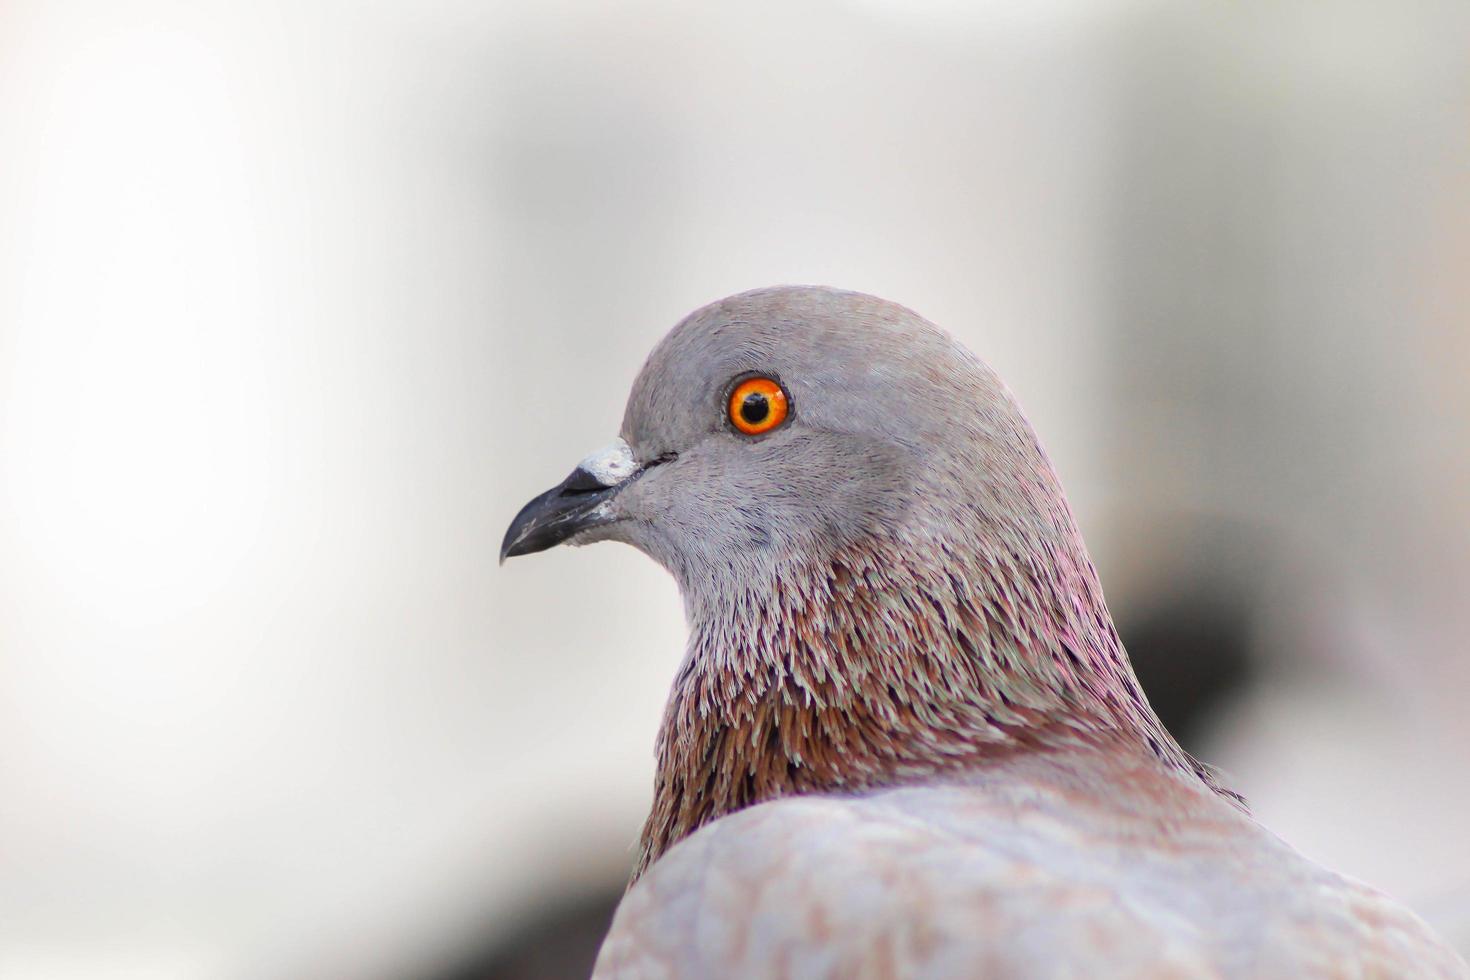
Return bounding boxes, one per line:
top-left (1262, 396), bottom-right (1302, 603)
top-left (739, 392), bottom-right (770, 426)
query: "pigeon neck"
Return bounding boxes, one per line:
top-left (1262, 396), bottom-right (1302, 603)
top-left (633, 535), bottom-right (1231, 880)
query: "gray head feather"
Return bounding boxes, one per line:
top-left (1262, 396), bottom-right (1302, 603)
top-left (607, 287), bottom-right (1064, 604)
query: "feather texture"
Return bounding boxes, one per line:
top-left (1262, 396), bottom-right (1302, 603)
top-left (600, 746), bottom-right (1465, 978)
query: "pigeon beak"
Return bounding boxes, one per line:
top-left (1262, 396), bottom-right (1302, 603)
top-left (500, 438), bottom-right (642, 563)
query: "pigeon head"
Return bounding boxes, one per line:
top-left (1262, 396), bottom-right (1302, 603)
top-left (503, 285), bottom-right (1235, 876)
top-left (504, 287), bottom-right (1060, 599)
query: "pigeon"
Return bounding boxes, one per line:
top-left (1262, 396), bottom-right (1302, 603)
top-left (501, 286), bottom-right (1467, 978)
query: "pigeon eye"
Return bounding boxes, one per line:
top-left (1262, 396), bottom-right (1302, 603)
top-left (728, 376), bottom-right (789, 436)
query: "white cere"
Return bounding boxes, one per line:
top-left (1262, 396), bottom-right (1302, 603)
top-left (579, 438), bottom-right (638, 486)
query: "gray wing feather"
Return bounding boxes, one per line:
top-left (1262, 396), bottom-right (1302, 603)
top-left (596, 765), bottom-right (1467, 979)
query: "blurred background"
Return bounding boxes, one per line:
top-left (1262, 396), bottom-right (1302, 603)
top-left (2, 0), bottom-right (1468, 976)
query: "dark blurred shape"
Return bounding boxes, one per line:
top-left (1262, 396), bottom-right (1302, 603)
top-left (432, 886), bottom-right (622, 980)
top-left (1121, 591), bottom-right (1255, 752)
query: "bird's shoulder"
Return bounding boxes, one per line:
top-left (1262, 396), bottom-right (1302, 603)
top-left (594, 751), bottom-right (1467, 979)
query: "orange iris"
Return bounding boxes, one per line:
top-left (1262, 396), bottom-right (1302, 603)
top-left (728, 377), bottom-right (789, 435)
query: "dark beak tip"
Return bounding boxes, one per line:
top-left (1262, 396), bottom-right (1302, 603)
top-left (498, 527), bottom-right (534, 564)
top-left (499, 469), bottom-right (620, 565)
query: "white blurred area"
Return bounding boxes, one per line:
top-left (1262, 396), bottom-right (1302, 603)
top-left (1, 0), bottom-right (1467, 976)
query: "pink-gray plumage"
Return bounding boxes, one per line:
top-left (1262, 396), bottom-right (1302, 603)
top-left (501, 286), bottom-right (1466, 978)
